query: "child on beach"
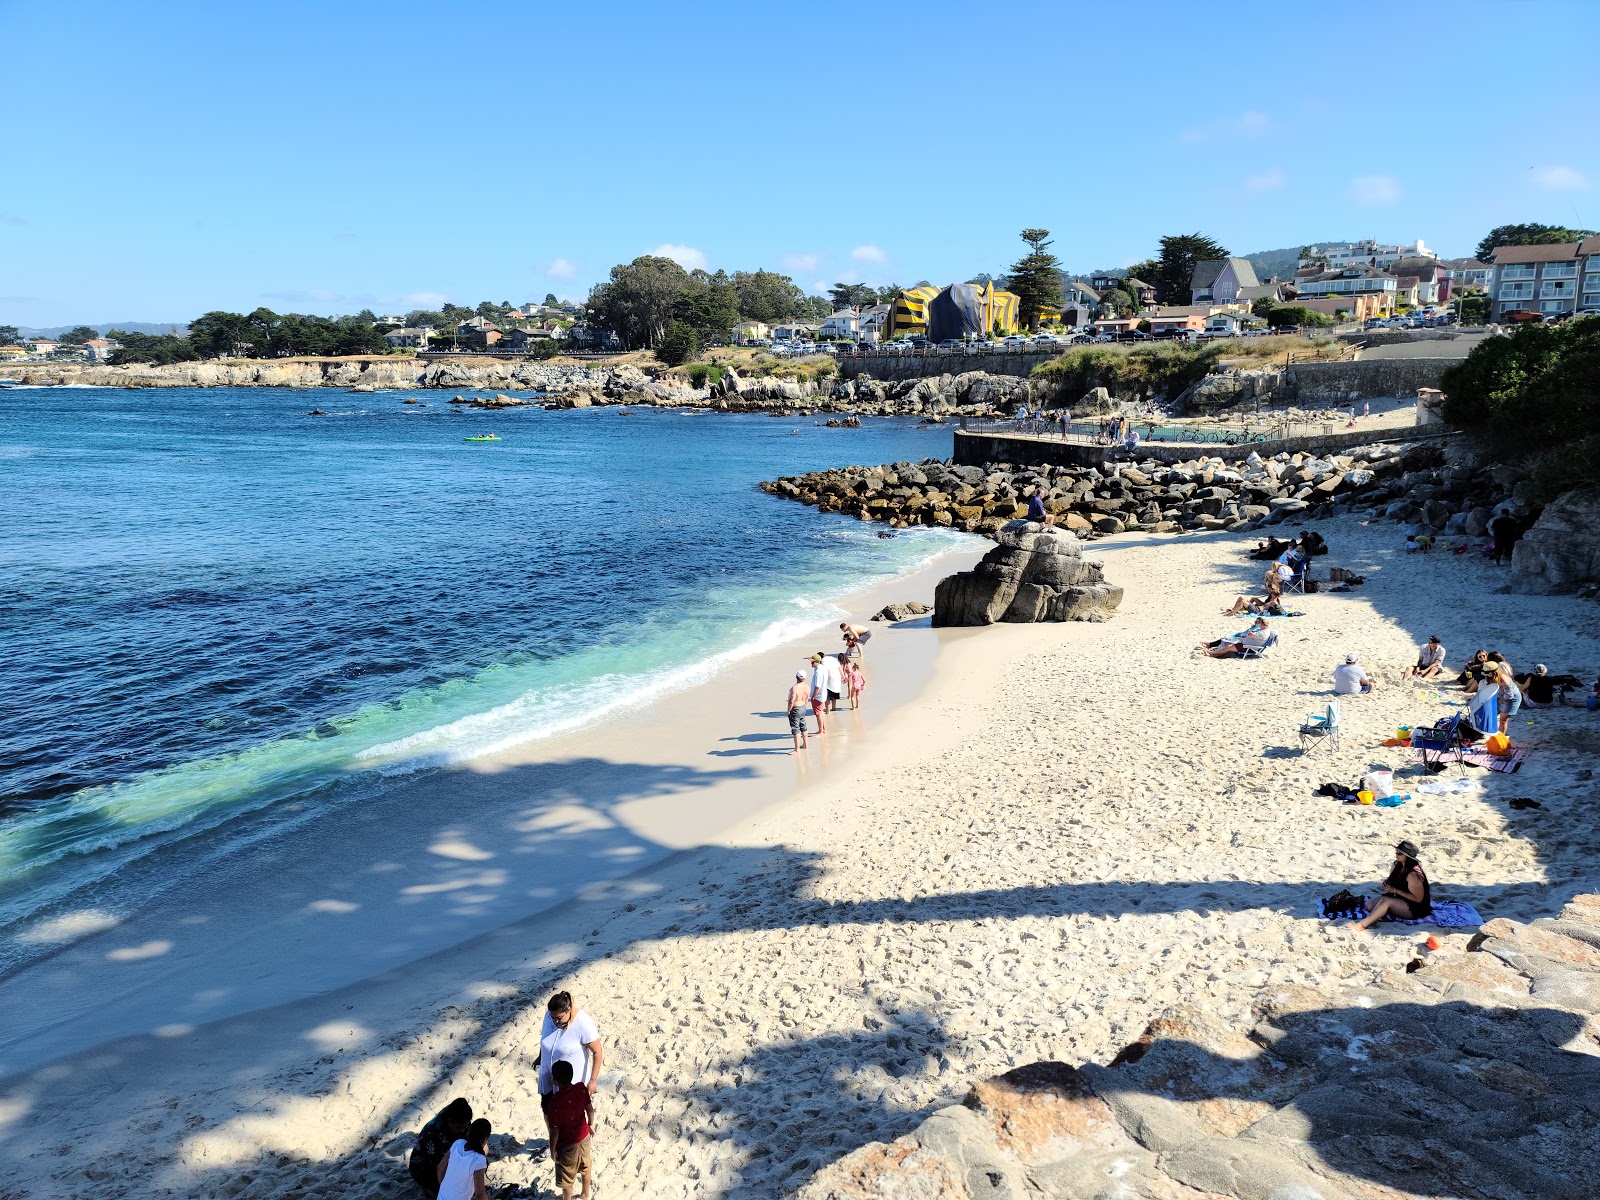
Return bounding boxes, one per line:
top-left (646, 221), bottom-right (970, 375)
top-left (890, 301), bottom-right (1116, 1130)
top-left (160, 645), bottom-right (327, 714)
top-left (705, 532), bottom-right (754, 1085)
top-left (542, 1060), bottom-right (594, 1200)
top-left (846, 659), bottom-right (867, 709)
top-left (436, 1118), bottom-right (491, 1200)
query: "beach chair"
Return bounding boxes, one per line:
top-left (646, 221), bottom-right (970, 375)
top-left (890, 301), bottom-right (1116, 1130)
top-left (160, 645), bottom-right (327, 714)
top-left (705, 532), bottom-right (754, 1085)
top-left (1281, 563), bottom-right (1308, 595)
top-left (1237, 632), bottom-right (1277, 660)
top-left (1298, 700), bottom-right (1342, 755)
top-left (1412, 713), bottom-right (1466, 770)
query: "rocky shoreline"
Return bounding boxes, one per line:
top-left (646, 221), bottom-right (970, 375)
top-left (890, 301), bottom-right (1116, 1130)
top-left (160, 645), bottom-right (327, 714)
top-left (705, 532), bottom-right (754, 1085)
top-left (1, 358), bottom-right (1046, 418)
top-left (760, 439), bottom-right (1529, 542)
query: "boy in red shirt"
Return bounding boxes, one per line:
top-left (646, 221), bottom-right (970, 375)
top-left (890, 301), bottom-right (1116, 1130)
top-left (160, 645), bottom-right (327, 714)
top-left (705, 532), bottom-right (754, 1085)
top-left (541, 1059), bottom-right (594, 1200)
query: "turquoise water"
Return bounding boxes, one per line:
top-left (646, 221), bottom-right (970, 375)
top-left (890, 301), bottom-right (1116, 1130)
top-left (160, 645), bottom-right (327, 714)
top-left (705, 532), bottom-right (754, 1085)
top-left (0, 387), bottom-right (968, 960)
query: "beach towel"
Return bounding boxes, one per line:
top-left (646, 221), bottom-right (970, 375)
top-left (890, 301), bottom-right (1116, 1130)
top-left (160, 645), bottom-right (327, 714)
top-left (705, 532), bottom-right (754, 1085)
top-left (1315, 897), bottom-right (1484, 927)
top-left (1416, 777), bottom-right (1475, 795)
top-left (1415, 745), bottom-right (1530, 774)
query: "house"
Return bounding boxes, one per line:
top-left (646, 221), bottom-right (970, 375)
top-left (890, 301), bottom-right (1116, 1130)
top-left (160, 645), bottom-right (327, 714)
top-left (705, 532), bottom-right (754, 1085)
top-left (857, 304), bottom-right (890, 343)
top-left (1205, 312), bottom-right (1249, 335)
top-left (1091, 316), bottom-right (1142, 337)
top-left (1190, 258), bottom-right (1260, 305)
top-left (733, 320), bottom-right (770, 344)
top-left (819, 309), bottom-right (860, 339)
top-left (1291, 265), bottom-right (1398, 315)
top-left (1089, 275), bottom-right (1156, 305)
top-left (1287, 295), bottom-right (1386, 321)
top-left (82, 337), bottom-right (119, 362)
top-left (26, 338), bottom-right (60, 357)
top-left (1389, 257), bottom-right (1447, 305)
top-left (456, 317), bottom-right (503, 348)
top-left (772, 321), bottom-right (820, 342)
top-left (373, 314), bottom-right (407, 327)
top-left (1237, 282), bottom-right (1292, 308)
top-left (1489, 241), bottom-right (1591, 320)
top-left (1438, 258), bottom-right (1491, 292)
top-left (1299, 239), bottom-right (1436, 271)
top-left (1148, 311), bottom-right (1207, 336)
top-left (0, 344), bottom-right (28, 360)
top-left (384, 327), bottom-right (431, 348)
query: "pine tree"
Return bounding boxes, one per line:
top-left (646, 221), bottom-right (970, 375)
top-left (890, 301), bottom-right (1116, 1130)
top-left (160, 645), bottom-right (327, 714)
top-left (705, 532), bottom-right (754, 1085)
top-left (1154, 234), bottom-right (1229, 306)
top-left (1007, 228), bottom-right (1063, 331)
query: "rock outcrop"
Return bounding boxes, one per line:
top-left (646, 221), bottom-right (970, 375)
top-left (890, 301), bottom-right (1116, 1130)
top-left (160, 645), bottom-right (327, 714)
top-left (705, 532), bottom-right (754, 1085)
top-left (870, 601), bottom-right (930, 622)
top-left (933, 523), bottom-right (1122, 626)
top-left (1512, 487), bottom-right (1600, 593)
top-left (798, 895), bottom-right (1600, 1200)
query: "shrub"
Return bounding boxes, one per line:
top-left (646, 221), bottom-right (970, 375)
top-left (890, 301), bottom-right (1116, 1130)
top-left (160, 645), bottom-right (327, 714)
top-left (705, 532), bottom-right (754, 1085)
top-left (1439, 319), bottom-right (1600, 455)
top-left (656, 320), bottom-right (699, 367)
top-left (1267, 306), bottom-right (1335, 329)
top-left (686, 363), bottom-right (725, 388)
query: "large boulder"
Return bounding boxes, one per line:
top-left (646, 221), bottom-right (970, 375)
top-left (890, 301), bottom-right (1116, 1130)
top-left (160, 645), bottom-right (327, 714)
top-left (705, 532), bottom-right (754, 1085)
top-left (933, 522), bottom-right (1123, 626)
top-left (1512, 487), bottom-right (1600, 592)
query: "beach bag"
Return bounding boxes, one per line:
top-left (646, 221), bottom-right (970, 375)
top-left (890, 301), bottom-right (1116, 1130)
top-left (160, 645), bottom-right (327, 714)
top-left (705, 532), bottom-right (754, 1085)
top-left (1321, 889), bottom-right (1365, 919)
top-left (1364, 769), bottom-right (1395, 800)
top-left (1304, 579), bottom-right (1319, 593)
top-left (1485, 733), bottom-right (1511, 756)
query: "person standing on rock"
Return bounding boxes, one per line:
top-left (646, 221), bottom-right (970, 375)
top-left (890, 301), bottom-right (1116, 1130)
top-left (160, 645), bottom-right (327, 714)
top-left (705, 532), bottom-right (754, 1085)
top-left (786, 670), bottom-right (811, 753)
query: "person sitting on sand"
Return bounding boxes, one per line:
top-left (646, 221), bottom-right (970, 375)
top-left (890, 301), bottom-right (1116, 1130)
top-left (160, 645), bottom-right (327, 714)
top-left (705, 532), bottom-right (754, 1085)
top-left (1333, 653), bottom-right (1375, 695)
top-left (1025, 491), bottom-right (1055, 528)
top-left (1263, 560), bottom-right (1293, 601)
top-left (1351, 840), bottom-right (1432, 930)
top-left (1456, 649), bottom-right (1490, 690)
top-left (1514, 664), bottom-right (1577, 707)
top-left (1201, 617), bottom-right (1271, 658)
top-left (542, 1060), bottom-right (594, 1200)
top-left (786, 670), bottom-right (810, 754)
top-left (436, 1118), bottom-right (491, 1200)
top-left (410, 1098), bottom-right (473, 1195)
top-left (1249, 535), bottom-right (1296, 562)
top-left (1407, 636), bottom-right (1446, 681)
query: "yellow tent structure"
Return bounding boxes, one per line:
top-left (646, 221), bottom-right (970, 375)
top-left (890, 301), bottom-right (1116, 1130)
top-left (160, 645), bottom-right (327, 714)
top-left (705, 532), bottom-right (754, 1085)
top-left (887, 285), bottom-right (940, 339)
top-left (980, 281), bottom-right (1021, 335)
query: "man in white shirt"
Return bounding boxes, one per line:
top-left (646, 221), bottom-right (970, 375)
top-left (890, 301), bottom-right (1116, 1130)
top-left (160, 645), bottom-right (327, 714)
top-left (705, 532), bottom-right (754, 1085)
top-left (1407, 636), bottom-right (1447, 680)
top-left (821, 652), bottom-right (846, 713)
top-left (1333, 653), bottom-right (1375, 695)
top-left (808, 654), bottom-right (829, 734)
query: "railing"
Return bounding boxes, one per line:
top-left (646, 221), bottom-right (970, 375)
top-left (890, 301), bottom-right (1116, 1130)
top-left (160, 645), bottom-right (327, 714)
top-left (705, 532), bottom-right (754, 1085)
top-left (957, 414), bottom-right (1288, 446)
top-left (415, 347), bottom-right (627, 361)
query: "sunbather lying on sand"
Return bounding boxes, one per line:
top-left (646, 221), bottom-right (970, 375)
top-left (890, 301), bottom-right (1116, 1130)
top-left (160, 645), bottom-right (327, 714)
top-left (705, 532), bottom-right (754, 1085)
top-left (1221, 594), bottom-right (1285, 617)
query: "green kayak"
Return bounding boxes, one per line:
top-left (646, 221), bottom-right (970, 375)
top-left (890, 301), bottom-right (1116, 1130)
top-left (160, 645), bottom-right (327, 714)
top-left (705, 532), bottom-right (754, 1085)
top-left (463, 435), bottom-right (502, 443)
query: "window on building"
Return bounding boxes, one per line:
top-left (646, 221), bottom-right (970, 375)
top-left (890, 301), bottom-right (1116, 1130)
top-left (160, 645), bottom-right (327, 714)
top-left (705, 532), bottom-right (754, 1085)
top-left (1540, 300), bottom-right (1568, 313)
top-left (1542, 262), bottom-right (1578, 279)
top-left (1499, 266), bottom-right (1537, 280)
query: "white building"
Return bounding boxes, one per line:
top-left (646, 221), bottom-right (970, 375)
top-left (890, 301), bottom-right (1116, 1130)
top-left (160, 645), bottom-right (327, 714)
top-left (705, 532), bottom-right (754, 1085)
top-left (1489, 238), bottom-right (1600, 320)
top-left (1299, 239), bottom-right (1436, 271)
top-left (819, 309), bottom-right (859, 339)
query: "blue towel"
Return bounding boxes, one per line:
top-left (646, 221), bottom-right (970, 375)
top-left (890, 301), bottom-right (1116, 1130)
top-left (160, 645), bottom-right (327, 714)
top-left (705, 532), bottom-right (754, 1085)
top-left (1315, 898), bottom-right (1484, 927)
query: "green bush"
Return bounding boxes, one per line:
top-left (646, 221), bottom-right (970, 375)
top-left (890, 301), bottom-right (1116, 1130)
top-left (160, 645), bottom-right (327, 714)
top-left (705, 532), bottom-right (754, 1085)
top-left (1522, 436), bottom-right (1600, 503)
top-left (1031, 341), bottom-right (1221, 402)
top-left (1267, 306), bottom-right (1335, 329)
top-left (656, 320), bottom-right (699, 367)
top-left (1439, 319), bottom-right (1600, 460)
top-left (686, 363), bottom-right (726, 388)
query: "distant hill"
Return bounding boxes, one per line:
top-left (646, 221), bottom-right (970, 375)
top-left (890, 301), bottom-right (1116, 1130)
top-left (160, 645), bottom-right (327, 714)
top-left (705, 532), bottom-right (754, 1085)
top-left (14, 321), bottom-right (189, 338)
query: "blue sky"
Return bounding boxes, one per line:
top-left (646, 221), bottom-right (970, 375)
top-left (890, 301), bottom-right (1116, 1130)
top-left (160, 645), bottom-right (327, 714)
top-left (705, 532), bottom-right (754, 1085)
top-left (2, 0), bottom-right (1597, 326)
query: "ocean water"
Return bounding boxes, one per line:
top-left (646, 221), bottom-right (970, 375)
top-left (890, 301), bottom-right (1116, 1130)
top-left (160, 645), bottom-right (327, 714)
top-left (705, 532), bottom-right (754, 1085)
top-left (0, 386), bottom-right (968, 962)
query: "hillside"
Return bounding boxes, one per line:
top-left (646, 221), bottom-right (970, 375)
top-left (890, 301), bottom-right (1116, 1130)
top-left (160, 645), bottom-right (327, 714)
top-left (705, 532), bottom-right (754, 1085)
top-left (13, 321), bottom-right (189, 338)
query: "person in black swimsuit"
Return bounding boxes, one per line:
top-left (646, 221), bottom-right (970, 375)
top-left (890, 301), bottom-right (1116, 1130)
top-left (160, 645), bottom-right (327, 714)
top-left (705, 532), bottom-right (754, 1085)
top-left (1352, 840), bottom-right (1431, 930)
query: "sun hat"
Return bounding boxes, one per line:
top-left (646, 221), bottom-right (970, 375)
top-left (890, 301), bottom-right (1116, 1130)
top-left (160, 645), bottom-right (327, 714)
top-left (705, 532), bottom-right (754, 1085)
top-left (1396, 840), bottom-right (1421, 858)
top-left (1535, 664), bottom-right (1548, 675)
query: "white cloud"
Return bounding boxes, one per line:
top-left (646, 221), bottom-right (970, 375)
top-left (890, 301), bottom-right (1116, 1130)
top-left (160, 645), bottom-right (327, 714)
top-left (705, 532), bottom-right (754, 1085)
top-left (851, 244), bottom-right (888, 264)
top-left (1347, 175), bottom-right (1401, 207)
top-left (812, 280), bottom-right (831, 295)
top-left (1530, 165), bottom-right (1589, 190)
top-left (543, 257), bottom-right (577, 279)
top-left (653, 243), bottom-right (708, 270)
top-left (1179, 111), bottom-right (1270, 144)
top-left (782, 252), bottom-right (821, 271)
top-left (1244, 168), bottom-right (1286, 193)
top-left (1238, 111), bottom-right (1269, 136)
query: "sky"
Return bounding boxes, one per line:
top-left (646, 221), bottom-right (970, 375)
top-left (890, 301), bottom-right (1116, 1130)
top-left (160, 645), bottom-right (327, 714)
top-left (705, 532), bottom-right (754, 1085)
top-left (1, 0), bottom-right (1597, 327)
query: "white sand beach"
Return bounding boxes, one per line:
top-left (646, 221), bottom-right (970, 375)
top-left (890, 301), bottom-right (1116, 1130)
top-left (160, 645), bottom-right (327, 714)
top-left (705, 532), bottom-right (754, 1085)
top-left (3, 514), bottom-right (1596, 1199)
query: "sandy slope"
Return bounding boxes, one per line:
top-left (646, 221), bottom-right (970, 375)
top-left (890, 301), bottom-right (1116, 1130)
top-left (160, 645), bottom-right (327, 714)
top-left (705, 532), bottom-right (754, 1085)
top-left (3, 514), bottom-right (1595, 1200)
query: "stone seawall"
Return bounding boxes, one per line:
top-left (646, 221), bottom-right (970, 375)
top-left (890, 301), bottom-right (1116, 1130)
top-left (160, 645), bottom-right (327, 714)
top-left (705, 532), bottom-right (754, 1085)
top-left (1286, 356), bottom-right (1454, 401)
top-left (0, 357), bottom-right (613, 392)
top-left (951, 426), bottom-right (1457, 469)
top-left (838, 350), bottom-right (1057, 382)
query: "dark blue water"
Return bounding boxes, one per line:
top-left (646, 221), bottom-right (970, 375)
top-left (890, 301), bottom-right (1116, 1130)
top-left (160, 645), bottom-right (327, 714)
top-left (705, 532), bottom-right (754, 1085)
top-left (0, 386), bottom-right (966, 952)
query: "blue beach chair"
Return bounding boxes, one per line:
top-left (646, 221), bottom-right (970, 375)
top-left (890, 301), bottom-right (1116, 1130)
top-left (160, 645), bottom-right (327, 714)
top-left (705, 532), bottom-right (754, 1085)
top-left (1238, 632), bottom-right (1278, 660)
top-left (1413, 713), bottom-right (1466, 770)
top-left (1299, 699), bottom-right (1342, 754)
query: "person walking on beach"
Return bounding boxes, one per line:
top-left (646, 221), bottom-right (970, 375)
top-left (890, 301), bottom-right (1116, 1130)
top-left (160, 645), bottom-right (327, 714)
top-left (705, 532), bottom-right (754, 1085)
top-left (808, 654), bottom-right (829, 734)
top-left (542, 1060), bottom-right (594, 1200)
top-left (786, 670), bottom-right (810, 753)
top-left (821, 650), bottom-right (846, 713)
top-left (534, 992), bottom-right (602, 1142)
top-left (436, 1118), bottom-right (492, 1200)
top-left (410, 1098), bottom-right (473, 1195)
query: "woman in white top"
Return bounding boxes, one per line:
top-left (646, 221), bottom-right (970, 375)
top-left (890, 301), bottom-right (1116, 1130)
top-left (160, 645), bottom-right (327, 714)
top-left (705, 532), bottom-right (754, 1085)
top-left (534, 991), bottom-right (603, 1096)
top-left (437, 1118), bottom-right (490, 1200)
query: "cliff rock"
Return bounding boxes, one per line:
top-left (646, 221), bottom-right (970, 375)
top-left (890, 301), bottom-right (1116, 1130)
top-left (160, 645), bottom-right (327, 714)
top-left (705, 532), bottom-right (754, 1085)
top-left (932, 522), bottom-right (1122, 626)
top-left (1511, 487), bottom-right (1600, 593)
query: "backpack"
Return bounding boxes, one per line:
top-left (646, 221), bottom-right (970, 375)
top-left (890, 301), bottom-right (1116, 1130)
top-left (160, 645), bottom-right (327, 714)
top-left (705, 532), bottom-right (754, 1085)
top-left (1321, 889), bottom-right (1366, 919)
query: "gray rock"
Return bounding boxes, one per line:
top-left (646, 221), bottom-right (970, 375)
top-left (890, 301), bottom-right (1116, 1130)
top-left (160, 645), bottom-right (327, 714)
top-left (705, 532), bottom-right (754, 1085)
top-left (933, 523), bottom-right (1123, 626)
top-left (1512, 487), bottom-right (1600, 593)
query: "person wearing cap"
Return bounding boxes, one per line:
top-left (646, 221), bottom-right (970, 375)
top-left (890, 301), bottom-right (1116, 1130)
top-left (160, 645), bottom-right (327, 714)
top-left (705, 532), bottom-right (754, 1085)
top-left (1516, 664), bottom-right (1583, 707)
top-left (1333, 653), bottom-right (1375, 695)
top-left (1352, 841), bottom-right (1432, 930)
top-left (807, 654), bottom-right (829, 735)
top-left (1406, 636), bottom-right (1447, 681)
top-left (785, 670), bottom-right (811, 754)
